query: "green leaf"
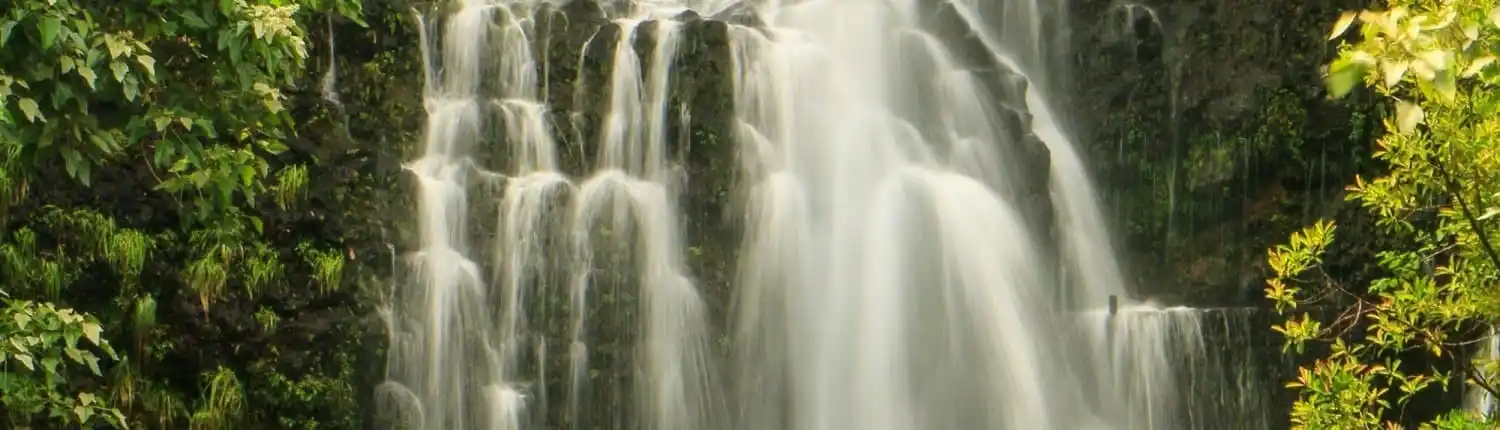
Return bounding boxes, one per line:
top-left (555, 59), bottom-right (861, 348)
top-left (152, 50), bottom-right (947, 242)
top-left (62, 146), bottom-right (82, 178)
top-left (1491, 6), bottom-right (1500, 28)
top-left (1382, 60), bottom-right (1407, 88)
top-left (155, 116), bottom-right (171, 132)
top-left (17, 97), bottom-right (41, 122)
top-left (1329, 11), bottom-right (1357, 40)
top-left (82, 353), bottom-right (100, 376)
top-left (1431, 70), bottom-right (1457, 101)
top-left (194, 118), bottom-right (216, 137)
top-left (154, 141), bottom-right (175, 166)
top-left (15, 353), bottom-right (33, 371)
top-left (263, 141), bottom-right (289, 154)
top-left (1395, 100), bottom-right (1423, 135)
top-left (40, 356), bottom-right (59, 375)
top-left (74, 405), bottom-right (93, 423)
top-left (82, 322), bottom-right (102, 345)
top-left (182, 10), bottom-right (210, 29)
top-left (39, 17), bottom-right (61, 50)
top-left (0, 21), bottom-right (16, 47)
top-left (77, 67), bottom-right (97, 90)
top-left (123, 78), bottom-right (139, 101)
top-left (105, 35), bottom-right (126, 59)
top-left (110, 60), bottom-right (129, 83)
top-left (1463, 56), bottom-right (1495, 78)
top-left (13, 311), bottom-right (30, 329)
top-left (76, 154), bottom-right (93, 185)
top-left (1326, 56), bottom-right (1370, 98)
top-left (136, 55), bottom-right (156, 81)
top-left (88, 133), bottom-right (113, 154)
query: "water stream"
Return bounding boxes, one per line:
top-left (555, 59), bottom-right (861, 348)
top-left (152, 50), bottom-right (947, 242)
top-left (376, 0), bottom-right (1276, 429)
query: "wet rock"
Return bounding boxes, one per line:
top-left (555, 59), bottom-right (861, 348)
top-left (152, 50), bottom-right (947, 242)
top-left (713, 2), bottom-right (765, 28)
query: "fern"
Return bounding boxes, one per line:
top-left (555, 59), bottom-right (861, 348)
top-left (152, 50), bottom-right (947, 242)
top-left (274, 164), bottom-right (309, 210)
top-left (188, 367), bottom-right (245, 430)
top-left (297, 242), bottom-right (346, 296)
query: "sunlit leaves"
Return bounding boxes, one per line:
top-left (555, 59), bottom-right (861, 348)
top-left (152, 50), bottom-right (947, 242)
top-left (17, 97), bottom-right (41, 122)
top-left (1277, 0), bottom-right (1500, 427)
top-left (1331, 11), bottom-right (1359, 40)
top-left (1464, 56), bottom-right (1496, 78)
top-left (0, 0), bottom-right (372, 427)
top-left (0, 299), bottom-right (127, 428)
top-left (1395, 100), bottom-right (1424, 134)
top-left (1326, 55), bottom-right (1372, 98)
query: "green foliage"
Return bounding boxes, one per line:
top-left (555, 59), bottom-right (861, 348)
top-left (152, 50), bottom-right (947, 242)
top-left (188, 367), bottom-right (245, 430)
top-left (0, 299), bottom-right (127, 428)
top-left (0, 0), bottom-right (372, 428)
top-left (1269, 0), bottom-right (1500, 428)
top-left (245, 350), bottom-right (361, 429)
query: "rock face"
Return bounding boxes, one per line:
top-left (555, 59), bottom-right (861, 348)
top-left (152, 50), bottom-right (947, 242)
top-left (1068, 0), bottom-right (1383, 305)
top-left (364, 0), bottom-right (1062, 427)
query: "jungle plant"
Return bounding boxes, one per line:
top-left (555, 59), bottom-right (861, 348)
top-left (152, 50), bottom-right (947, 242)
top-left (0, 299), bottom-right (127, 428)
top-left (1, 0), bottom-right (365, 427)
top-left (1267, 0), bottom-right (1500, 428)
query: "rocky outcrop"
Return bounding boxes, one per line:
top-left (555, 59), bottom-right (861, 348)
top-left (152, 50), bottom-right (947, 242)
top-left (1069, 0), bottom-right (1383, 305)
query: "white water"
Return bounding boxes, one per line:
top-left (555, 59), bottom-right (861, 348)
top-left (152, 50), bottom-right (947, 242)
top-left (1466, 328), bottom-right (1500, 418)
top-left (1087, 305), bottom-right (1282, 429)
top-left (376, 0), bottom-right (1261, 429)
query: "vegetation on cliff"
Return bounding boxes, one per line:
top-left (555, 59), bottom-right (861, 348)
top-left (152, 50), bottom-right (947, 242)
top-left (1266, 0), bottom-right (1500, 427)
top-left (0, 0), bottom-right (398, 427)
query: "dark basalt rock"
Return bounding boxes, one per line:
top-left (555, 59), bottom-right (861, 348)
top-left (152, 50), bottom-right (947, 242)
top-left (713, 2), bottom-right (765, 28)
top-left (1070, 0), bottom-right (1380, 307)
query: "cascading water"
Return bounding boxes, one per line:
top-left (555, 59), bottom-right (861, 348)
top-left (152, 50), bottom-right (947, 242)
top-left (377, 0), bottom-right (1260, 429)
top-left (1087, 305), bottom-right (1288, 429)
top-left (728, 1), bottom-right (1106, 428)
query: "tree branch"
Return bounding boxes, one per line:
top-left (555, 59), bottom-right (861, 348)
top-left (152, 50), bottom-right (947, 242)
top-left (1426, 144), bottom-right (1500, 280)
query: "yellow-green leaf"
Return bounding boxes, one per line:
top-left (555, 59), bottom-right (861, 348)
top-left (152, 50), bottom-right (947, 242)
top-left (1382, 60), bottom-right (1408, 87)
top-left (1432, 70), bottom-right (1456, 101)
top-left (105, 35), bottom-right (126, 59)
top-left (1491, 6), bottom-right (1500, 28)
top-left (15, 353), bottom-right (33, 370)
top-left (109, 61), bottom-right (128, 83)
top-left (1326, 56), bottom-right (1370, 98)
top-left (154, 116), bottom-right (171, 132)
top-left (1395, 100), bottom-right (1424, 135)
top-left (1329, 11), bottom-right (1358, 40)
top-left (17, 97), bottom-right (41, 122)
top-left (82, 322), bottom-right (102, 345)
top-left (136, 55), bottom-right (156, 78)
top-left (1418, 50), bottom-right (1449, 72)
top-left (77, 67), bottom-right (97, 90)
top-left (1463, 56), bottom-right (1495, 78)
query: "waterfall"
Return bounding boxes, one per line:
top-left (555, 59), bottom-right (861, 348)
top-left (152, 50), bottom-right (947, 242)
top-left (1467, 328), bottom-right (1500, 418)
top-left (1087, 305), bottom-right (1286, 429)
top-left (376, 0), bottom-right (1270, 429)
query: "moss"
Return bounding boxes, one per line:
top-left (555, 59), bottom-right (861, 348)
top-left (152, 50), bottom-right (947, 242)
top-left (1073, 0), bottom-right (1380, 304)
